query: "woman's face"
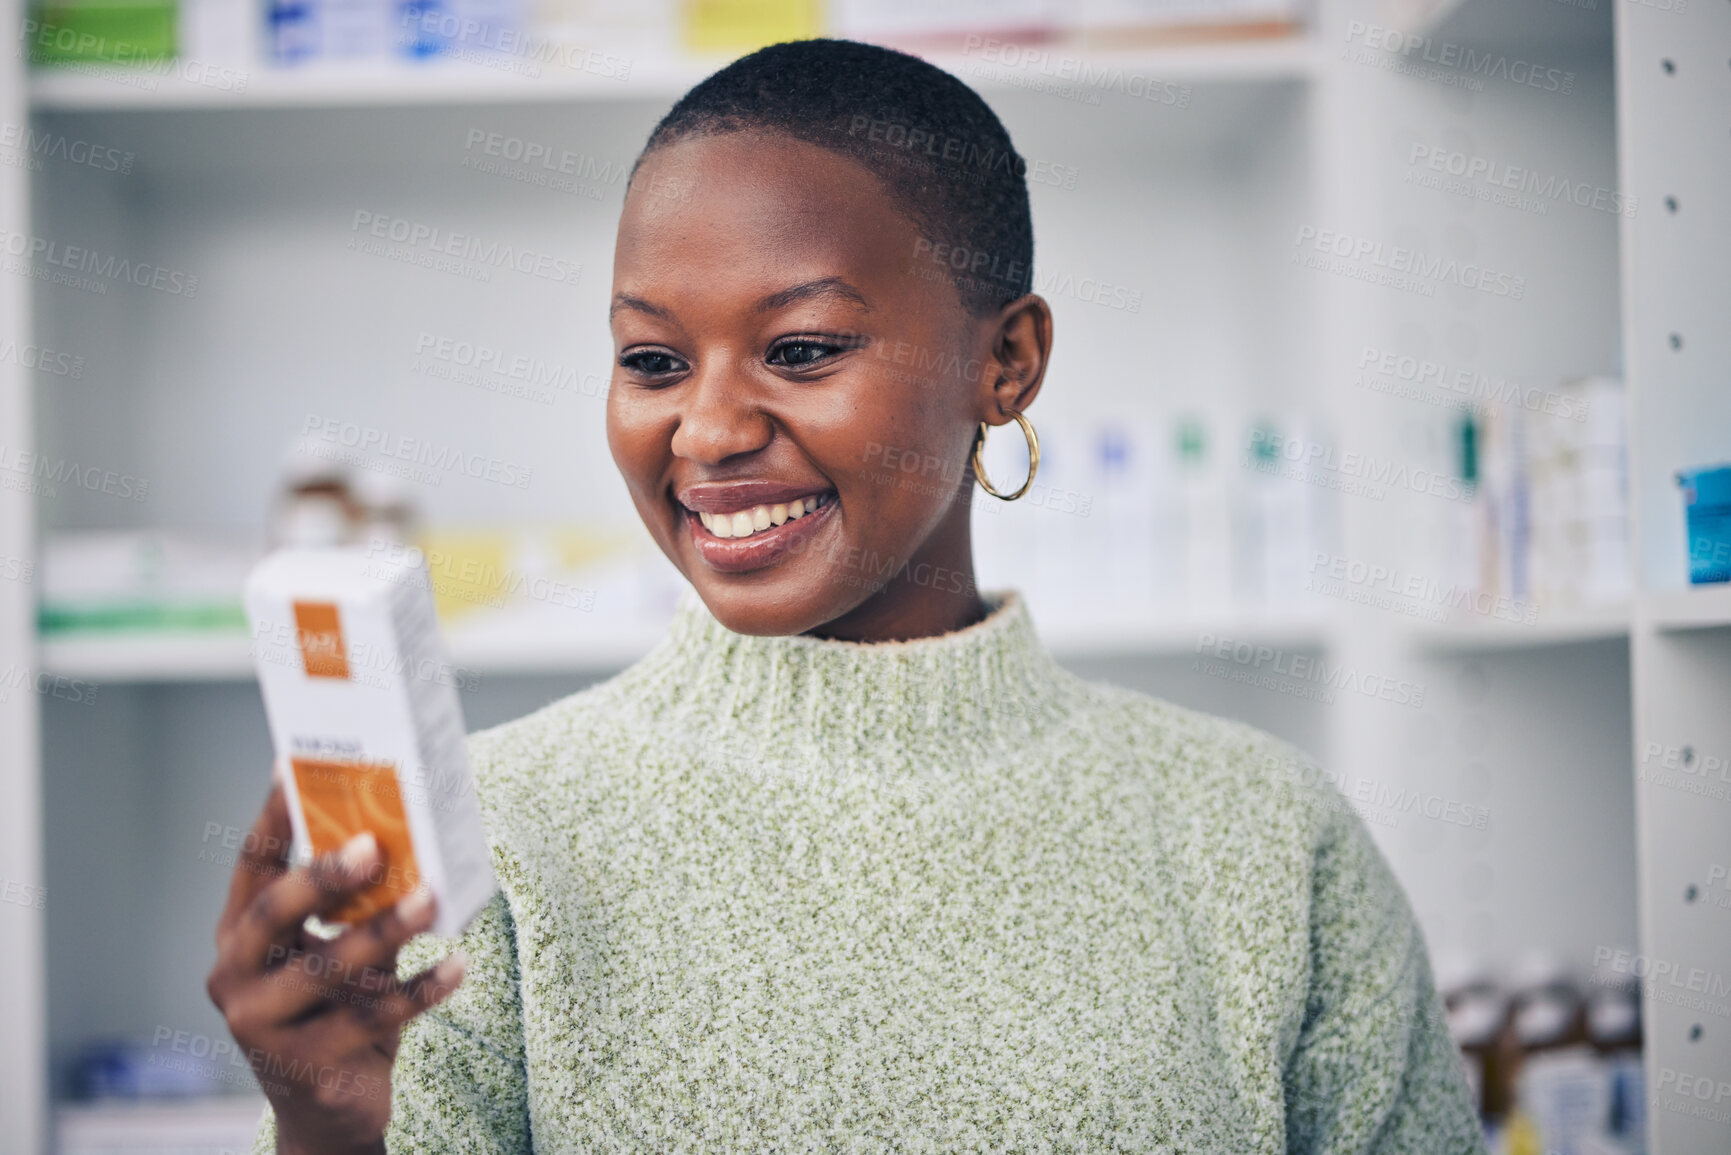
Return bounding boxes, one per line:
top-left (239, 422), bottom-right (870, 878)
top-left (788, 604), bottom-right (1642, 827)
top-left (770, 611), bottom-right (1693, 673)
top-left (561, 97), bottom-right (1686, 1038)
top-left (607, 131), bottom-right (1046, 638)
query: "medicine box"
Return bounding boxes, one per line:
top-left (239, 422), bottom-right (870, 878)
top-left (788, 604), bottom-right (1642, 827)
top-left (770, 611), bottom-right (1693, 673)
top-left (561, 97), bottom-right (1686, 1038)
top-left (244, 546), bottom-right (496, 938)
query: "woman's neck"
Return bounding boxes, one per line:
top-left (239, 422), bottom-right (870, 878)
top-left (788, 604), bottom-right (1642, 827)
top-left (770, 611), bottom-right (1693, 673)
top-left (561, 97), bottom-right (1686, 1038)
top-left (802, 501), bottom-right (985, 643)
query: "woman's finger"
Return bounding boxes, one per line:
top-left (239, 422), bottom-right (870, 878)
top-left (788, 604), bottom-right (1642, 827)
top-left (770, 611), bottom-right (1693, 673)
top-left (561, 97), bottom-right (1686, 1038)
top-left (215, 783), bottom-right (294, 932)
top-left (227, 832), bottom-right (382, 974)
top-left (311, 953), bottom-right (468, 1054)
top-left (366, 952), bottom-right (467, 1033)
top-left (252, 889), bottom-right (440, 1021)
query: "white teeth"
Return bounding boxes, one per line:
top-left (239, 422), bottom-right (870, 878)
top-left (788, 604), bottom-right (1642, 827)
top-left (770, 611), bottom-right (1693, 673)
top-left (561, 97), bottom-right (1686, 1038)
top-left (695, 496), bottom-right (825, 539)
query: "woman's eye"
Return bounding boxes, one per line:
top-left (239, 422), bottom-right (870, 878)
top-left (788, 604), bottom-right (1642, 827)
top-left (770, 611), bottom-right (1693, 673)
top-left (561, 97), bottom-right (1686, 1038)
top-left (769, 341), bottom-right (839, 369)
top-left (620, 350), bottom-right (686, 376)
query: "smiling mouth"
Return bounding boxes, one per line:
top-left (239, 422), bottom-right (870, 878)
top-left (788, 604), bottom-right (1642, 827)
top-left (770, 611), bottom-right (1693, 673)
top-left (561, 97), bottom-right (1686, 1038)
top-left (691, 492), bottom-right (833, 539)
top-left (677, 489), bottom-right (838, 574)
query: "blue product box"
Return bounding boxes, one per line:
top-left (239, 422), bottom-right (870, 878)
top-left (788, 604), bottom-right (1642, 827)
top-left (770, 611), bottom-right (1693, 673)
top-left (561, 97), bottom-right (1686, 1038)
top-left (1677, 464), bottom-right (1731, 584)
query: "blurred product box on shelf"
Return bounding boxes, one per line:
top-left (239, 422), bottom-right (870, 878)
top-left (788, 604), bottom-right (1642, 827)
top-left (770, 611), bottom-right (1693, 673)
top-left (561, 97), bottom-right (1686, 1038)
top-left (530, 0), bottom-right (675, 50)
top-left (246, 546), bottom-right (498, 938)
top-left (38, 532), bottom-right (256, 636)
top-left (1423, 379), bottom-right (1630, 625)
top-left (829, 0), bottom-right (1064, 44)
top-left (30, 0), bottom-right (1311, 79)
top-left (1526, 379), bottom-right (1631, 610)
top-left (681, 0), bottom-right (822, 50)
top-left (392, 522), bottom-right (685, 631)
top-left (1676, 463), bottom-right (1731, 585)
top-left (1074, 0), bottom-right (1307, 42)
top-left (72, 1035), bottom-right (237, 1100)
top-left (1440, 952), bottom-right (1645, 1155)
top-left (24, 0), bottom-right (178, 64)
top-left (36, 524), bottom-right (686, 671)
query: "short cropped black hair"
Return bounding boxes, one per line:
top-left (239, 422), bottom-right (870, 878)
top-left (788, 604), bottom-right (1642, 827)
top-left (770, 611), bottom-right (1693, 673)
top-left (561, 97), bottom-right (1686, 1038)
top-left (635, 38), bottom-right (1034, 317)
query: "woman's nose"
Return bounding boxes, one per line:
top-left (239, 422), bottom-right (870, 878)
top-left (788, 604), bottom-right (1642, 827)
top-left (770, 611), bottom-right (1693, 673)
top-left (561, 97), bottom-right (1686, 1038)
top-left (668, 360), bottom-right (775, 465)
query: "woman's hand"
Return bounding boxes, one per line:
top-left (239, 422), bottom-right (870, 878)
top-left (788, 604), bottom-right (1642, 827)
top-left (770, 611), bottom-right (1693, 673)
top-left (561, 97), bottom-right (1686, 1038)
top-left (206, 783), bottom-right (465, 1155)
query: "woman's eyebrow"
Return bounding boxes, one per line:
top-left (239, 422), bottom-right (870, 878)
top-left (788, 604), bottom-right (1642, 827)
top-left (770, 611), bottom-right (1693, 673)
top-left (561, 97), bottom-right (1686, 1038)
top-left (755, 277), bottom-right (872, 314)
top-left (610, 293), bottom-right (673, 321)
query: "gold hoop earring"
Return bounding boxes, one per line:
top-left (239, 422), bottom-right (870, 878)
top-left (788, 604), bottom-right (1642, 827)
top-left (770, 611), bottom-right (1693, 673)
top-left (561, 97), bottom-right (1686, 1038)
top-left (971, 411), bottom-right (1040, 501)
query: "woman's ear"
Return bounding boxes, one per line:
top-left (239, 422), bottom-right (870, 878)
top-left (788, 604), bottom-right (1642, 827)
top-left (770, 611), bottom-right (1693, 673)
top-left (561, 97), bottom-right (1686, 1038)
top-left (979, 294), bottom-right (1054, 423)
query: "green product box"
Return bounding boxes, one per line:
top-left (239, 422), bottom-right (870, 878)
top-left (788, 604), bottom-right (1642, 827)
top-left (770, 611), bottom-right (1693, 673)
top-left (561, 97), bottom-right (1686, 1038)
top-left (26, 1), bottom-right (177, 66)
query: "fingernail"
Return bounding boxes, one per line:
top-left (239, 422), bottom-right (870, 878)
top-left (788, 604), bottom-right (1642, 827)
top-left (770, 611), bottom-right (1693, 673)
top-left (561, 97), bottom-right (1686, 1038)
top-left (338, 831), bottom-right (378, 872)
top-left (396, 889), bottom-right (434, 929)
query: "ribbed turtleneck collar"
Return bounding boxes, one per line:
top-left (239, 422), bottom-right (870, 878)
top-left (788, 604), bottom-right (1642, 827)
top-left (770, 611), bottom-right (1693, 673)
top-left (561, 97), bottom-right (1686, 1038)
top-left (609, 587), bottom-right (1075, 774)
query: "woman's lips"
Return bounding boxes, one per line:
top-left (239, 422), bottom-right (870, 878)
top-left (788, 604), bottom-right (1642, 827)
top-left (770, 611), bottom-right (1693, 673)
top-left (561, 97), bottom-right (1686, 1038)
top-left (683, 492), bottom-right (837, 574)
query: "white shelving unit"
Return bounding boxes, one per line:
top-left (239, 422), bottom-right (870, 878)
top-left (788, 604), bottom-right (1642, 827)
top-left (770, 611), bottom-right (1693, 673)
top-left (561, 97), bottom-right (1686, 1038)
top-left (1407, 604), bottom-right (1631, 654)
top-left (1646, 586), bottom-right (1731, 634)
top-left (1, 1), bottom-right (1712, 1150)
top-left (1616, 0), bottom-right (1731, 1149)
top-left (27, 38), bottom-right (1321, 110)
top-left (0, 16), bottom-right (47, 1155)
top-left (55, 1096), bottom-right (265, 1155)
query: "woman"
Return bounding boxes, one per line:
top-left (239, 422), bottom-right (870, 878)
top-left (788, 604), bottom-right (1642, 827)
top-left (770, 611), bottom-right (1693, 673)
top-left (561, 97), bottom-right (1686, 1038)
top-left (212, 39), bottom-right (1485, 1153)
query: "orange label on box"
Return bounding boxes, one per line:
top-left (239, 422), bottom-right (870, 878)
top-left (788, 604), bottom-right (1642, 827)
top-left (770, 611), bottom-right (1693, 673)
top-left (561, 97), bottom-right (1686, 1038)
top-left (290, 756), bottom-right (421, 923)
top-left (292, 601), bottom-right (349, 680)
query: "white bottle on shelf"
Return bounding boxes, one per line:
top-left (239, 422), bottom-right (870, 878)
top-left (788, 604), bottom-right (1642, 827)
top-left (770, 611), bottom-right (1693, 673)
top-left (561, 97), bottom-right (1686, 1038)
top-left (179, 0), bottom-right (258, 69)
top-left (1237, 413), bottom-right (1315, 614)
top-left (1175, 411), bottom-right (1233, 619)
top-left (1090, 417), bottom-right (1161, 626)
top-left (322, 0), bottom-right (391, 59)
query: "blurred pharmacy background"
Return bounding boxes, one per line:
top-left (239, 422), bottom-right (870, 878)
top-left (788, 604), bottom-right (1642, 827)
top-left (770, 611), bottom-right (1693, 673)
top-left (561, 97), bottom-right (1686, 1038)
top-left (0, 0), bottom-right (1727, 1152)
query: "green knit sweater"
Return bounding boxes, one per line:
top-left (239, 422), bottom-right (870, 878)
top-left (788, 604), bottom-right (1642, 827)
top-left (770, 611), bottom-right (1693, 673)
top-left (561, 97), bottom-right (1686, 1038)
top-left (252, 589), bottom-right (1485, 1153)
